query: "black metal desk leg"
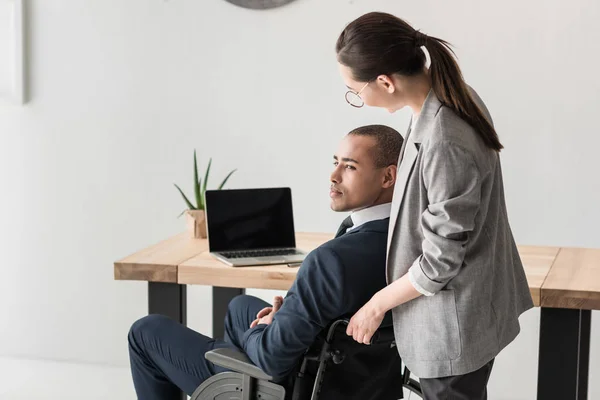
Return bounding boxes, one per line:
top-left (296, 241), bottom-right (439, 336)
top-left (148, 282), bottom-right (187, 325)
top-left (537, 307), bottom-right (591, 400)
top-left (147, 282), bottom-right (187, 400)
top-left (213, 287), bottom-right (245, 339)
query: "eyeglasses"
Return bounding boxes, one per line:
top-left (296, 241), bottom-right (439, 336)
top-left (345, 82), bottom-right (370, 108)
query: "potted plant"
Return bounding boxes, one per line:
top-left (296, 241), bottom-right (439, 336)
top-left (174, 151), bottom-right (236, 239)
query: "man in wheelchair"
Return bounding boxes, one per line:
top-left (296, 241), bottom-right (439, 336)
top-left (128, 125), bottom-right (405, 399)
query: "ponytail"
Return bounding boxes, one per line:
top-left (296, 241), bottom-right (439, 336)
top-left (425, 35), bottom-right (503, 151)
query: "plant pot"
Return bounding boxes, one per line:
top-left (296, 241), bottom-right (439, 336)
top-left (185, 210), bottom-right (207, 239)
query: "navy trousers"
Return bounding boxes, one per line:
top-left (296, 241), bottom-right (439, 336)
top-left (128, 294), bottom-right (271, 400)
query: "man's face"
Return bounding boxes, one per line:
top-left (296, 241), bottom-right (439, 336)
top-left (330, 135), bottom-right (387, 212)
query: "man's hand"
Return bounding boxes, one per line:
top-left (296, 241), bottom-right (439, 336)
top-left (250, 296), bottom-right (283, 328)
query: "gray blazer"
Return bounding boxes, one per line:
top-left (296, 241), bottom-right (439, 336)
top-left (386, 88), bottom-right (533, 379)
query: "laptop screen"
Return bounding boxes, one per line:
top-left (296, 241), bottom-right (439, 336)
top-left (205, 187), bottom-right (296, 252)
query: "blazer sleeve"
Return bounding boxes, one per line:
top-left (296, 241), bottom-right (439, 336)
top-left (241, 246), bottom-right (346, 381)
top-left (408, 140), bottom-right (482, 294)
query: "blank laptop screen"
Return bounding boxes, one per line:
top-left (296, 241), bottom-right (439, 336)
top-left (205, 187), bottom-right (296, 253)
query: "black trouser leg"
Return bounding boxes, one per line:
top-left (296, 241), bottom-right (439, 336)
top-left (419, 359), bottom-right (494, 400)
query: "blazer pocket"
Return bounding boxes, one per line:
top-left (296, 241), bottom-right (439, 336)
top-left (394, 289), bottom-right (462, 361)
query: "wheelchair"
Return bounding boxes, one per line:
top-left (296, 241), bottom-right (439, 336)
top-left (191, 319), bottom-right (422, 400)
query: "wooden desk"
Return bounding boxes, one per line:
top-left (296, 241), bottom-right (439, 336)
top-left (114, 233), bottom-right (332, 337)
top-left (178, 233), bottom-right (331, 289)
top-left (542, 247), bottom-right (600, 309)
top-left (114, 234), bottom-right (555, 303)
top-left (115, 234), bottom-right (600, 400)
top-left (516, 245), bottom-right (560, 307)
top-left (115, 233), bottom-right (206, 283)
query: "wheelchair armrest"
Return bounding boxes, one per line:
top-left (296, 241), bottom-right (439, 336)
top-left (205, 348), bottom-right (273, 381)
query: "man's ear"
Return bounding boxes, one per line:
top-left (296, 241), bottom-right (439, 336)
top-left (382, 164), bottom-right (397, 188)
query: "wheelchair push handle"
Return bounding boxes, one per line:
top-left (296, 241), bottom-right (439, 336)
top-left (326, 319), bottom-right (394, 346)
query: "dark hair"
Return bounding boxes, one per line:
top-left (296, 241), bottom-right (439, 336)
top-left (348, 124), bottom-right (403, 168)
top-left (336, 12), bottom-right (503, 151)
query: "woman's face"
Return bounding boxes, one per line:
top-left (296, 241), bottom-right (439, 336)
top-left (338, 63), bottom-right (409, 113)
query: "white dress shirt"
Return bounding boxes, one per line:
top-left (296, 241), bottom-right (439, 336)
top-left (346, 203), bottom-right (392, 232)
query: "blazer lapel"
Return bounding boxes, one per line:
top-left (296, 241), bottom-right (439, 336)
top-left (387, 90), bottom-right (444, 256)
top-left (387, 138), bottom-right (419, 253)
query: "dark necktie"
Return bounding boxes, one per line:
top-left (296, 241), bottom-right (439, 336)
top-left (335, 216), bottom-right (354, 238)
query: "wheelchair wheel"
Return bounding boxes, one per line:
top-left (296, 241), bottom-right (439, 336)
top-left (191, 372), bottom-right (286, 400)
top-left (402, 366), bottom-right (423, 399)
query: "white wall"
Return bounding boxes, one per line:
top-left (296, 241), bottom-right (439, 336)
top-left (0, 0), bottom-right (599, 398)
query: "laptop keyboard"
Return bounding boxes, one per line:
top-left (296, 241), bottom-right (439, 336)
top-left (220, 248), bottom-right (302, 259)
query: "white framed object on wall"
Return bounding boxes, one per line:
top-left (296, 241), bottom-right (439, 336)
top-left (0, 0), bottom-right (24, 104)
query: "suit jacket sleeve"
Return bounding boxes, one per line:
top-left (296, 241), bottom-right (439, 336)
top-left (408, 140), bottom-right (482, 294)
top-left (241, 246), bottom-right (346, 381)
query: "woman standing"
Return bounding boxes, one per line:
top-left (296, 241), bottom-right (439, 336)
top-left (337, 12), bottom-right (533, 399)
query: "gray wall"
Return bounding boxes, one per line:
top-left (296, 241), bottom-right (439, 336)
top-left (0, 1), bottom-right (598, 398)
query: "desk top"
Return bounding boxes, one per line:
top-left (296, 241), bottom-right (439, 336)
top-left (178, 233), bottom-right (332, 290)
top-left (114, 233), bottom-right (600, 310)
top-left (516, 246), bottom-right (560, 307)
top-left (541, 247), bottom-right (600, 310)
top-left (114, 233), bottom-right (207, 283)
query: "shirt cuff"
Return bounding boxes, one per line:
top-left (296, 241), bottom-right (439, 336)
top-left (408, 257), bottom-right (437, 296)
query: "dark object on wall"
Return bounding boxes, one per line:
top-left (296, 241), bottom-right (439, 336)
top-left (224, 0), bottom-right (297, 9)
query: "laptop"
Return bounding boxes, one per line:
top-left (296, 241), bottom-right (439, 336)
top-left (205, 187), bottom-right (307, 267)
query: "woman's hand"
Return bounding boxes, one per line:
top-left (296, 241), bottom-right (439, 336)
top-left (346, 297), bottom-right (385, 345)
top-left (346, 274), bottom-right (423, 343)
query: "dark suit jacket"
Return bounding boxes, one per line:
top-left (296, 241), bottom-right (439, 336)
top-left (242, 218), bottom-right (403, 399)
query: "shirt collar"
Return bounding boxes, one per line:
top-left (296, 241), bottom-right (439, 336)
top-left (348, 203), bottom-right (391, 232)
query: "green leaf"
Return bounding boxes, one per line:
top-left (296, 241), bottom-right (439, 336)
top-left (198, 179), bottom-right (204, 210)
top-left (193, 150), bottom-right (201, 209)
top-left (197, 179), bottom-right (205, 210)
top-left (218, 169), bottom-right (237, 190)
top-left (200, 182), bottom-right (206, 209)
top-left (202, 158), bottom-right (212, 197)
top-left (174, 184), bottom-right (196, 210)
